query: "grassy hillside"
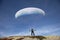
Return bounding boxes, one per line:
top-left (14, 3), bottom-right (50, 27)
top-left (0, 36), bottom-right (60, 40)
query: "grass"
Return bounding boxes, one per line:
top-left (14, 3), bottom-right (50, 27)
top-left (0, 36), bottom-right (60, 40)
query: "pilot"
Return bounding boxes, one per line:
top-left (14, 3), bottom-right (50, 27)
top-left (31, 28), bottom-right (35, 36)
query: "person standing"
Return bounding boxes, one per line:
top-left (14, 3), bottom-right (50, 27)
top-left (31, 28), bottom-right (35, 36)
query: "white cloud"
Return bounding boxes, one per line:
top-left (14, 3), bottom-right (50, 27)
top-left (0, 24), bottom-right (60, 37)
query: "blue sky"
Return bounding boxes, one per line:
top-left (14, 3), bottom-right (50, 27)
top-left (0, 0), bottom-right (60, 37)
